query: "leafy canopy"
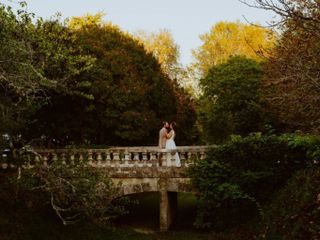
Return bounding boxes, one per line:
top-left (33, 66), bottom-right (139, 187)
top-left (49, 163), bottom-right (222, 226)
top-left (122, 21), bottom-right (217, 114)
top-left (192, 21), bottom-right (275, 77)
top-left (199, 56), bottom-right (265, 143)
top-left (28, 13), bottom-right (197, 146)
top-left (0, 3), bottom-right (94, 139)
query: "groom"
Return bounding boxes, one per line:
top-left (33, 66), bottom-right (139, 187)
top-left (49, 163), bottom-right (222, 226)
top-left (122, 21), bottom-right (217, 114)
top-left (158, 121), bottom-right (169, 149)
top-left (158, 121), bottom-right (169, 166)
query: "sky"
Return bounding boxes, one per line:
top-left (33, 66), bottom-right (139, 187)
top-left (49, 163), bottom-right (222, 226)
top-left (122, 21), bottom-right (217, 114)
top-left (3, 0), bottom-right (276, 66)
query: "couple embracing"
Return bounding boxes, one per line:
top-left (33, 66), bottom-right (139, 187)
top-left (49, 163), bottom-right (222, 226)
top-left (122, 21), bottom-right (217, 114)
top-left (158, 121), bottom-right (181, 167)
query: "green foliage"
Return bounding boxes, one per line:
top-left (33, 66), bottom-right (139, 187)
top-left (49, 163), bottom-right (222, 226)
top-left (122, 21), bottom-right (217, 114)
top-left (0, 3), bottom-right (94, 137)
top-left (262, 167), bottom-right (320, 239)
top-left (29, 15), bottom-right (197, 146)
top-left (19, 162), bottom-right (132, 225)
top-left (199, 56), bottom-right (266, 143)
top-left (0, 5), bottom-right (197, 147)
top-left (1, 171), bottom-right (202, 239)
top-left (189, 133), bottom-right (320, 229)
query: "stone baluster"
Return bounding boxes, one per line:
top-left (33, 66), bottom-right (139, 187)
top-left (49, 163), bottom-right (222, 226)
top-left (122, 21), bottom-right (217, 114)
top-left (133, 152), bottom-right (140, 167)
top-left (69, 153), bottom-right (75, 166)
top-left (167, 150), bottom-right (175, 167)
top-left (160, 150), bottom-right (167, 167)
top-left (105, 151), bottom-right (111, 167)
top-left (172, 150), bottom-right (178, 167)
top-left (186, 151), bottom-right (192, 166)
top-left (150, 152), bottom-right (158, 167)
top-left (194, 150), bottom-right (201, 162)
top-left (1, 162), bottom-right (7, 169)
top-left (179, 151), bottom-right (186, 161)
top-left (142, 152), bottom-right (148, 167)
top-left (200, 151), bottom-right (206, 160)
top-left (61, 152), bottom-right (66, 165)
top-left (179, 151), bottom-right (186, 167)
top-left (124, 150), bottom-right (130, 167)
top-left (113, 152), bottom-right (120, 167)
top-left (42, 154), bottom-right (48, 166)
top-left (87, 151), bottom-right (93, 165)
top-left (34, 154), bottom-right (40, 166)
top-left (113, 151), bottom-right (120, 160)
top-left (96, 151), bottom-right (102, 167)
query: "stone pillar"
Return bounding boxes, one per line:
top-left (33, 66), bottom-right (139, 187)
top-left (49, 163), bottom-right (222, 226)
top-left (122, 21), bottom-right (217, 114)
top-left (159, 191), bottom-right (178, 231)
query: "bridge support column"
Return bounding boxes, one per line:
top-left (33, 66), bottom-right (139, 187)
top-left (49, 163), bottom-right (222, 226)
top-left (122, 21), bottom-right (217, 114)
top-left (159, 191), bottom-right (177, 231)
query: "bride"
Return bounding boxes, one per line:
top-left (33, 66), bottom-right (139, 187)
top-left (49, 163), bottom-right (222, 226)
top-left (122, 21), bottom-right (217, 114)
top-left (165, 122), bottom-right (181, 167)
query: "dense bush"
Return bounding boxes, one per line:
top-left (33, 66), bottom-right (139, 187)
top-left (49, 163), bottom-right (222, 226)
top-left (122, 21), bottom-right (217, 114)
top-left (189, 133), bottom-right (320, 229)
top-left (262, 167), bottom-right (320, 239)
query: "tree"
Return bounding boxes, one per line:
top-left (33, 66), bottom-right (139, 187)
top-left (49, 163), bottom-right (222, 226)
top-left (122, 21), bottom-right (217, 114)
top-left (68, 12), bottom-right (105, 30)
top-left (191, 21), bottom-right (275, 78)
top-left (134, 29), bottom-right (182, 80)
top-left (0, 3), bottom-right (94, 146)
top-left (135, 29), bottom-right (199, 100)
top-left (241, 0), bottom-right (320, 133)
top-left (28, 14), bottom-right (198, 146)
top-left (199, 56), bottom-right (265, 143)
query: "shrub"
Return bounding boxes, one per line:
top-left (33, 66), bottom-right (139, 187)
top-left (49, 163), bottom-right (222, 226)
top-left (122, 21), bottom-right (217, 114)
top-left (189, 133), bottom-right (320, 229)
top-left (18, 161), bottom-right (132, 226)
top-left (262, 167), bottom-right (320, 239)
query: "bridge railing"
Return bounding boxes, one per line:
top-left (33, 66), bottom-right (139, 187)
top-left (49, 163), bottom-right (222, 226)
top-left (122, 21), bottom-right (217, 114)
top-left (1, 146), bottom-right (213, 169)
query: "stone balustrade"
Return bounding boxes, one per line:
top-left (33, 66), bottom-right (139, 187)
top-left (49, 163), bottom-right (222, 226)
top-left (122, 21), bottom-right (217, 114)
top-left (0, 145), bottom-right (214, 232)
top-left (1, 146), bottom-right (212, 169)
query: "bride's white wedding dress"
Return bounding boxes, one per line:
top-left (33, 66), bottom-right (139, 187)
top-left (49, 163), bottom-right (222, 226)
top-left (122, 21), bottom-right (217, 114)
top-left (165, 130), bottom-right (181, 167)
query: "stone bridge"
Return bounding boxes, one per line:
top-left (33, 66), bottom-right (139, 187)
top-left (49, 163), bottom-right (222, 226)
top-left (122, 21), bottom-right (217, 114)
top-left (1, 146), bottom-right (211, 231)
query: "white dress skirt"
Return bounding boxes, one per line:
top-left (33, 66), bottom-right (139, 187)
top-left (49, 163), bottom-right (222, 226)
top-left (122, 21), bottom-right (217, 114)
top-left (165, 130), bottom-right (181, 167)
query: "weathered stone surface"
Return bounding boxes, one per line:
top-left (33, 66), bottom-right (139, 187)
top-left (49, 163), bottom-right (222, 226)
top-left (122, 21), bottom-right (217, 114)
top-left (111, 177), bottom-right (194, 196)
top-left (0, 146), bottom-right (211, 232)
